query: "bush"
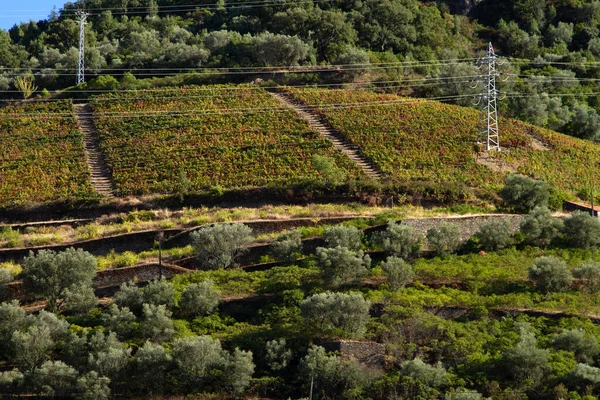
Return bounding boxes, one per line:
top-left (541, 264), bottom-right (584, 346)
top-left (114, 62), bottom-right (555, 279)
top-left (474, 219), bottom-right (512, 251)
top-left (298, 346), bottom-right (368, 399)
top-left (569, 363), bottom-right (600, 388)
top-left (426, 222), bottom-right (462, 256)
top-left (528, 256), bottom-right (573, 293)
top-left (519, 207), bottom-right (563, 248)
top-left (102, 304), bottom-right (136, 339)
top-left (378, 222), bottom-right (423, 260)
top-left (381, 256), bottom-right (414, 290)
top-left (323, 225), bottom-right (364, 251)
top-left (553, 329), bottom-right (600, 364)
top-left (179, 280), bottom-right (220, 317)
top-left (190, 223), bottom-right (253, 269)
top-left (563, 211), bottom-right (600, 249)
top-left (500, 174), bottom-right (550, 212)
top-left (300, 291), bottom-right (371, 338)
top-left (501, 328), bottom-right (549, 383)
top-left (270, 231), bottom-right (303, 262)
top-left (316, 246), bottom-right (371, 287)
top-left (400, 358), bottom-right (447, 388)
top-left (573, 261), bottom-right (600, 293)
top-left (114, 282), bottom-right (143, 313)
top-left (143, 279), bottom-right (175, 309)
top-left (141, 303), bottom-right (175, 343)
top-left (21, 248), bottom-right (97, 313)
top-left (265, 338), bottom-right (292, 371)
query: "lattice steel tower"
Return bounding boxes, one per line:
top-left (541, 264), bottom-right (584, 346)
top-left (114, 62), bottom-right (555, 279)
top-left (76, 11), bottom-right (89, 86)
top-left (477, 42), bottom-right (500, 151)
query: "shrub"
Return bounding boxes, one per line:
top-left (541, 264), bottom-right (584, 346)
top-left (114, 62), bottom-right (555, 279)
top-left (381, 256), bottom-right (414, 290)
top-left (426, 222), bottom-right (462, 256)
top-left (88, 332), bottom-right (131, 380)
top-left (114, 282), bottom-right (144, 313)
top-left (76, 371), bottom-right (111, 400)
top-left (21, 248), bottom-right (97, 313)
top-left (102, 304), bottom-right (136, 339)
top-left (501, 328), bottom-right (549, 383)
top-left (190, 223), bottom-right (253, 269)
top-left (573, 261), bottom-right (600, 293)
top-left (298, 346), bottom-right (368, 398)
top-left (500, 174), bottom-right (550, 212)
top-left (270, 231), bottom-right (303, 262)
top-left (141, 303), bottom-right (175, 343)
top-left (445, 389), bottom-right (483, 400)
top-left (133, 341), bottom-right (172, 395)
top-left (265, 338), bottom-right (292, 371)
top-left (312, 155), bottom-right (347, 186)
top-left (378, 222), bottom-right (423, 260)
top-left (316, 246), bottom-right (371, 287)
top-left (519, 207), bottom-right (563, 248)
top-left (143, 278), bottom-right (175, 309)
top-left (474, 219), bottom-right (512, 251)
top-left (400, 358), bottom-right (447, 388)
top-left (553, 329), bottom-right (600, 364)
top-left (563, 211), bottom-right (600, 249)
top-left (179, 280), bottom-right (220, 317)
top-left (323, 225), bottom-right (364, 251)
top-left (300, 291), bottom-right (371, 338)
top-left (528, 256), bottom-right (573, 293)
top-left (569, 363), bottom-right (600, 388)
top-left (31, 360), bottom-right (77, 397)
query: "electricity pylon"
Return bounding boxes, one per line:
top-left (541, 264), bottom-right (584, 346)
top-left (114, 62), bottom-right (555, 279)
top-left (475, 42), bottom-right (500, 151)
top-left (76, 11), bottom-right (89, 86)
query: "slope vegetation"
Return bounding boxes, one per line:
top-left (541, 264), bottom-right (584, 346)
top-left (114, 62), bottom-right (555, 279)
top-left (0, 101), bottom-right (96, 205)
top-left (90, 85), bottom-right (365, 196)
top-left (284, 87), bottom-right (600, 197)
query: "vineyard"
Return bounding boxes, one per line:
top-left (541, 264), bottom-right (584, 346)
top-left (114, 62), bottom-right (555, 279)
top-left (284, 88), bottom-right (600, 197)
top-left (90, 86), bottom-right (364, 196)
top-left (0, 101), bottom-right (96, 205)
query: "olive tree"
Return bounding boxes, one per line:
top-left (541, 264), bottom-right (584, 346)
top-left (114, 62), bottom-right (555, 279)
top-left (400, 358), bottom-right (447, 388)
top-left (563, 211), bottom-right (600, 249)
top-left (553, 328), bottom-right (600, 364)
top-left (88, 331), bottom-right (131, 381)
top-left (474, 219), bottom-right (512, 251)
top-left (519, 207), bottom-right (563, 248)
top-left (573, 261), bottom-right (600, 293)
top-left (114, 281), bottom-right (143, 313)
top-left (10, 325), bottom-right (54, 371)
top-left (143, 278), bottom-right (175, 309)
top-left (102, 304), bottom-right (136, 339)
top-left (31, 360), bottom-right (77, 397)
top-left (76, 371), bottom-right (111, 400)
top-left (501, 328), bottom-right (549, 383)
top-left (323, 225), bottom-right (364, 251)
top-left (298, 346), bottom-right (368, 399)
top-left (426, 222), bottom-right (462, 256)
top-left (21, 248), bottom-right (97, 313)
top-left (528, 256), bottom-right (573, 293)
top-left (133, 341), bottom-right (172, 395)
top-left (316, 246), bottom-right (371, 287)
top-left (270, 230), bottom-right (303, 262)
top-left (300, 291), bottom-right (371, 338)
top-left (265, 338), bottom-right (292, 371)
top-left (381, 256), bottom-right (414, 290)
top-left (140, 303), bottom-right (175, 343)
top-left (190, 223), bottom-right (253, 269)
top-left (179, 280), bottom-right (220, 317)
top-left (378, 222), bottom-right (423, 260)
top-left (499, 174), bottom-right (549, 212)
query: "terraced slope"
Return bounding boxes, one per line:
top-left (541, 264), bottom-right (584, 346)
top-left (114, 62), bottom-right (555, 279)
top-left (284, 87), bottom-right (600, 196)
top-left (90, 86), bottom-right (365, 196)
top-left (0, 101), bottom-right (96, 205)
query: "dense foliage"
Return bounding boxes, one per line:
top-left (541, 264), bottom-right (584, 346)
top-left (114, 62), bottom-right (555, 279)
top-left (0, 101), bottom-right (96, 205)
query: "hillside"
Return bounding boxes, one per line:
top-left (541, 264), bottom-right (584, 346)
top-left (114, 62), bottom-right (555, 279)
top-left (284, 87), bottom-right (600, 201)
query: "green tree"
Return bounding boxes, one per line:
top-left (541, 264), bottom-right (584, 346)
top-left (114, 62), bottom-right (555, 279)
top-left (265, 338), bottom-right (292, 372)
top-left (316, 246), bottom-right (371, 287)
top-left (88, 331), bottom-right (131, 381)
top-left (563, 211), bottom-right (600, 249)
top-left (76, 371), bottom-right (111, 400)
top-left (502, 328), bottom-right (549, 383)
top-left (573, 261), bottom-right (600, 293)
top-left (553, 329), bottom-right (600, 364)
top-left (426, 222), bottom-right (462, 256)
top-left (132, 341), bottom-right (171, 395)
top-left (140, 303), bottom-right (174, 343)
top-left (31, 360), bottom-right (77, 397)
top-left (21, 248), bottom-right (97, 313)
top-left (381, 256), bottom-right (414, 290)
top-left (172, 335), bottom-right (228, 392)
top-left (299, 346), bottom-right (368, 399)
top-left (251, 32), bottom-right (309, 66)
top-left (312, 155), bottom-right (347, 186)
top-left (323, 225), bottom-right (364, 251)
top-left (475, 219), bottom-right (512, 251)
top-left (102, 304), bottom-right (136, 339)
top-left (400, 358), bottom-right (447, 388)
top-left (519, 206), bottom-right (563, 248)
top-left (143, 278), bottom-right (175, 309)
top-left (300, 291), bottom-right (371, 338)
top-left (179, 280), bottom-right (220, 317)
top-left (378, 222), bottom-right (423, 260)
top-left (270, 230), bottom-right (303, 263)
top-left (190, 223), bottom-right (253, 269)
top-left (500, 174), bottom-right (550, 213)
top-left (224, 348), bottom-right (255, 394)
top-left (528, 256), bottom-right (573, 293)
top-left (10, 324), bottom-right (53, 371)
top-left (114, 281), bottom-right (143, 313)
